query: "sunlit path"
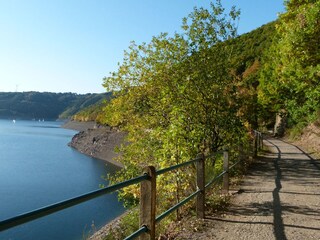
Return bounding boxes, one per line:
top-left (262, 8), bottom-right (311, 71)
top-left (178, 138), bottom-right (320, 239)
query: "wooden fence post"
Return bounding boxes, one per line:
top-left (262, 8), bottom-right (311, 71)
top-left (196, 153), bottom-right (205, 219)
top-left (239, 143), bottom-right (245, 162)
top-left (239, 143), bottom-right (245, 171)
top-left (222, 149), bottom-right (229, 194)
top-left (140, 166), bottom-right (156, 240)
top-left (254, 131), bottom-right (258, 158)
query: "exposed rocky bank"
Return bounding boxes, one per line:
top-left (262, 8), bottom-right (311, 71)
top-left (62, 120), bottom-right (98, 132)
top-left (63, 121), bottom-right (126, 168)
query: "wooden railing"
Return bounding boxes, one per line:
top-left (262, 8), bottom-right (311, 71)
top-left (0, 132), bottom-right (263, 240)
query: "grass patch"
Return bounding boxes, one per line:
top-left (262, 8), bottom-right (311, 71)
top-left (287, 122), bottom-right (308, 140)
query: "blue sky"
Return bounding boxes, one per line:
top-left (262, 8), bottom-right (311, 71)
top-left (0, 0), bottom-right (285, 94)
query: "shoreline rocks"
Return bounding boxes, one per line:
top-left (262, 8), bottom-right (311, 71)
top-left (64, 121), bottom-right (126, 168)
top-left (64, 121), bottom-right (127, 239)
top-left (62, 120), bottom-right (98, 132)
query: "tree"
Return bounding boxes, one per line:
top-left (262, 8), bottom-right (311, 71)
top-left (101, 1), bottom-right (246, 215)
top-left (259, 0), bottom-right (320, 126)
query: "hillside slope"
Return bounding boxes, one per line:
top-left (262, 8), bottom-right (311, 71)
top-left (0, 91), bottom-right (111, 120)
top-left (291, 121), bottom-right (320, 156)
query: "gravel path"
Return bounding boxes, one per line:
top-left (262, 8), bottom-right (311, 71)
top-left (179, 138), bottom-right (320, 240)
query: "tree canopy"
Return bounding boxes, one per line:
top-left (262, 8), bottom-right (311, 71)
top-left (100, 0), bottom-right (254, 210)
top-left (86, 0), bottom-right (320, 214)
top-left (259, 0), bottom-right (320, 127)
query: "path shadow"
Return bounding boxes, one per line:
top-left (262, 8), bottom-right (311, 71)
top-left (264, 138), bottom-right (320, 240)
top-left (265, 139), bottom-right (287, 240)
top-left (203, 138), bottom-right (320, 240)
top-left (225, 201), bottom-right (320, 217)
top-left (290, 143), bottom-right (320, 171)
top-left (205, 216), bottom-right (320, 232)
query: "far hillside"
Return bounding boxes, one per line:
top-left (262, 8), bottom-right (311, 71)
top-left (0, 91), bottom-right (112, 120)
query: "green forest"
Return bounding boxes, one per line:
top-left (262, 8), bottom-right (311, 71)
top-left (72, 0), bottom-right (320, 219)
top-left (0, 91), bottom-right (111, 120)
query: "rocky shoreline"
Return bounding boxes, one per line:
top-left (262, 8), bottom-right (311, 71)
top-left (63, 121), bottom-right (128, 239)
top-left (63, 121), bottom-right (126, 168)
top-left (62, 120), bottom-right (98, 132)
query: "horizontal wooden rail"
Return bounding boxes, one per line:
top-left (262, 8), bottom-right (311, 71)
top-left (156, 190), bottom-right (201, 223)
top-left (156, 157), bottom-right (199, 176)
top-left (124, 225), bottom-right (148, 240)
top-left (0, 174), bottom-right (149, 232)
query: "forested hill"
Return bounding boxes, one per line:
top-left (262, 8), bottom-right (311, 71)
top-left (0, 91), bottom-right (112, 120)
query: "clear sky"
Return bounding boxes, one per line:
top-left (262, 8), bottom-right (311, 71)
top-left (0, 0), bottom-right (285, 94)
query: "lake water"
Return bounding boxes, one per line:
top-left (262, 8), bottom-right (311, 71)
top-left (0, 120), bottom-right (125, 240)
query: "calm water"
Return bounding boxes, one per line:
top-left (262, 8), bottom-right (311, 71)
top-left (0, 120), bottom-right (125, 240)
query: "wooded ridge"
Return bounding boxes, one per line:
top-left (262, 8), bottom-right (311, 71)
top-left (0, 91), bottom-right (112, 120)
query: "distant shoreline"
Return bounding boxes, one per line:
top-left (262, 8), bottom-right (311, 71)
top-left (62, 120), bottom-right (125, 168)
top-left (61, 120), bottom-right (98, 131)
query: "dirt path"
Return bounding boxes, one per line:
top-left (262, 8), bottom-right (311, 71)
top-left (178, 138), bottom-right (320, 240)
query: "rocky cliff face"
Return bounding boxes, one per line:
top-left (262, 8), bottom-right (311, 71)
top-left (274, 110), bottom-right (287, 137)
